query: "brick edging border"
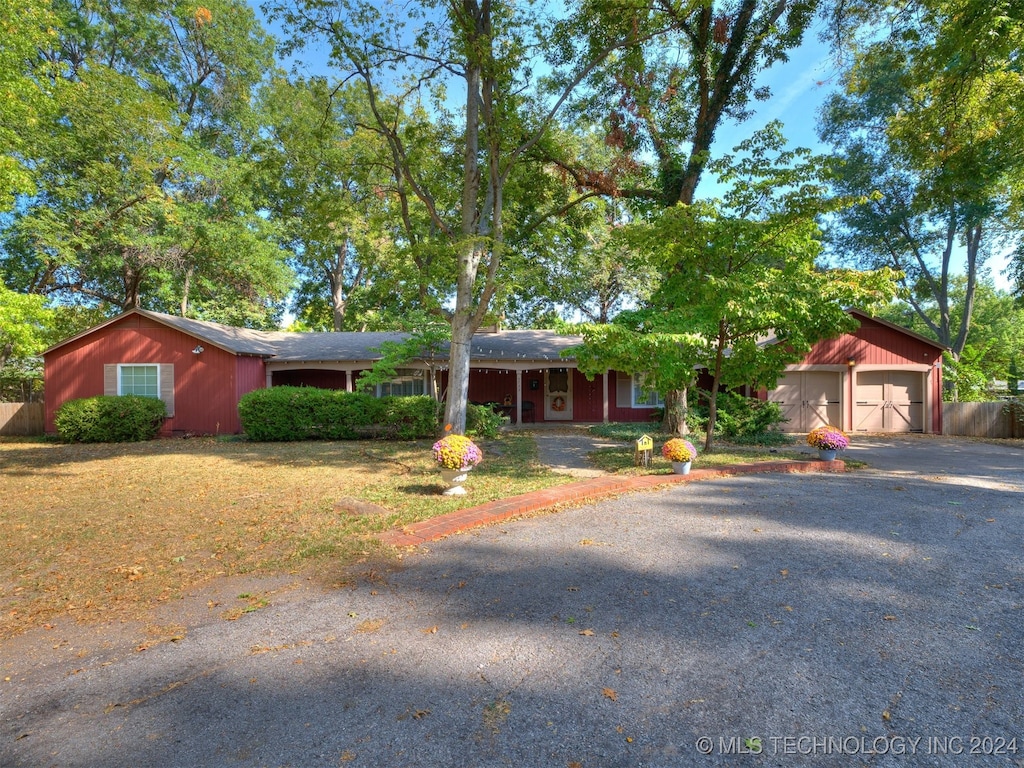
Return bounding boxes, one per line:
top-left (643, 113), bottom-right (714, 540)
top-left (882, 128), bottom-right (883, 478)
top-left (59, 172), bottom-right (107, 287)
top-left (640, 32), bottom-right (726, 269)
top-left (377, 459), bottom-right (845, 548)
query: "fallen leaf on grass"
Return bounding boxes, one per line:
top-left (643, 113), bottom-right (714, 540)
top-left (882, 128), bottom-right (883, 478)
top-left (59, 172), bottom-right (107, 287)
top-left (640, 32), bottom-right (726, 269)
top-left (603, 688), bottom-right (618, 701)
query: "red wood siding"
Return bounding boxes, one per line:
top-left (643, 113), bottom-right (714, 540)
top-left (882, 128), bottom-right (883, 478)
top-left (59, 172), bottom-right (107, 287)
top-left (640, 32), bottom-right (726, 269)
top-left (805, 316), bottom-right (942, 367)
top-left (467, 369), bottom-right (519, 405)
top-left (44, 314), bottom-right (264, 436)
top-left (570, 369), bottom-right (604, 422)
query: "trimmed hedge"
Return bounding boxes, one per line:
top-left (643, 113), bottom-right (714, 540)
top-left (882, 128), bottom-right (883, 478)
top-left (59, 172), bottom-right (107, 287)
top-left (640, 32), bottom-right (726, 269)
top-left (55, 395), bottom-right (167, 443)
top-left (238, 386), bottom-right (440, 441)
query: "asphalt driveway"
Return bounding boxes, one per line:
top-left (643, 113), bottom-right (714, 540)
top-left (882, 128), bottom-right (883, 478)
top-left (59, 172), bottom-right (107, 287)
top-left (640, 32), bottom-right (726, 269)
top-left (2, 438), bottom-right (1022, 767)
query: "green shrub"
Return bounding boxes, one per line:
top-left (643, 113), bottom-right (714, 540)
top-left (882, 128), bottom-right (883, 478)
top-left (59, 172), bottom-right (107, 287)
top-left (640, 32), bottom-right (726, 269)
top-left (238, 386), bottom-right (439, 441)
top-left (465, 403), bottom-right (503, 439)
top-left (698, 391), bottom-right (790, 445)
top-left (55, 395), bottom-right (166, 443)
top-left (379, 396), bottom-right (444, 440)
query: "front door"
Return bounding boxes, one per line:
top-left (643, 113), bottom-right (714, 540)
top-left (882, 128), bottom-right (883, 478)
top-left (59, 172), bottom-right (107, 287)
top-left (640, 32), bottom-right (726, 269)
top-left (544, 368), bottom-right (573, 421)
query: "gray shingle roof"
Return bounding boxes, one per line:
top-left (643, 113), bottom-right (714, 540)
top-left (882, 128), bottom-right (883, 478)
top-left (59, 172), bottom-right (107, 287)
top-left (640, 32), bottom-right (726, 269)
top-left (46, 309), bottom-right (584, 363)
top-left (135, 311), bottom-right (283, 356)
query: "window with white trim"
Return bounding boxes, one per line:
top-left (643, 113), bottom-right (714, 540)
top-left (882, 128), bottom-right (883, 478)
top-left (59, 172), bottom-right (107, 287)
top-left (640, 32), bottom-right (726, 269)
top-left (104, 363), bottom-right (175, 416)
top-left (119, 364), bottom-right (159, 398)
top-left (615, 372), bottom-right (664, 408)
top-left (632, 375), bottom-right (664, 407)
top-left (377, 369), bottom-right (426, 397)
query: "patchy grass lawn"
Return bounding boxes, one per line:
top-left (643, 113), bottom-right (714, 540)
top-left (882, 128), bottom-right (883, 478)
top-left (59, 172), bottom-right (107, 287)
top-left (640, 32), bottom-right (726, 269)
top-left (0, 434), bottom-right (572, 639)
top-left (586, 445), bottom-right (821, 474)
top-left (584, 424), bottom-right (865, 473)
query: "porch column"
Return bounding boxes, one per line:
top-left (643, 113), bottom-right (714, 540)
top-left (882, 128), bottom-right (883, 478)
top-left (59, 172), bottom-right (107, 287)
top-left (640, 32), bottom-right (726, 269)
top-left (265, 369), bottom-right (273, 389)
top-left (603, 370), bottom-right (609, 423)
top-left (346, 370), bottom-right (353, 392)
top-left (516, 369), bottom-right (523, 424)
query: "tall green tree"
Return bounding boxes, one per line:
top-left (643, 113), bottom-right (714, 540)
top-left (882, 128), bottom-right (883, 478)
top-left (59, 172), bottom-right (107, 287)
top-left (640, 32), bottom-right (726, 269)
top-left (257, 76), bottom-right (452, 331)
top-left (1, 0), bottom-right (292, 326)
top-left (0, 283), bottom-right (53, 401)
top-left (267, 0), bottom-right (639, 432)
top-left (569, 129), bottom-right (898, 449)
top-left (0, 0), bottom-right (58, 209)
top-left (819, 0), bottom-right (1024, 362)
top-left (554, 0), bottom-right (824, 433)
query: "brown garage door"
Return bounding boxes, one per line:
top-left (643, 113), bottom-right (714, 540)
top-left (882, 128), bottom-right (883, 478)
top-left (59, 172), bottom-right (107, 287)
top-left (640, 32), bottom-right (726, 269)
top-left (768, 371), bottom-right (842, 432)
top-left (854, 371), bottom-right (924, 432)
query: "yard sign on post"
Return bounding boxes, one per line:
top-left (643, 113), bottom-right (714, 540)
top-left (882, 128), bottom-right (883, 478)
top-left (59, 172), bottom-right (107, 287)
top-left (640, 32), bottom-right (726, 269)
top-left (634, 434), bottom-right (653, 468)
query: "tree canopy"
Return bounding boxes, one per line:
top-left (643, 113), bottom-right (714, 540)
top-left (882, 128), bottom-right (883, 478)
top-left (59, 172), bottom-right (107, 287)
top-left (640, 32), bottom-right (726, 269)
top-left (568, 129), bottom-right (898, 449)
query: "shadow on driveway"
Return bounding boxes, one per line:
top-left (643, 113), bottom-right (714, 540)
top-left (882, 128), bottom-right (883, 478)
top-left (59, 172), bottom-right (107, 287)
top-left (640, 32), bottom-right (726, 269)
top-left (3, 443), bottom-right (1023, 767)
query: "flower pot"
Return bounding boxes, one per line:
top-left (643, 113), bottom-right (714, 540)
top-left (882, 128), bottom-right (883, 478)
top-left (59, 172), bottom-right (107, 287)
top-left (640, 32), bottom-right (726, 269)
top-left (671, 461), bottom-right (692, 475)
top-left (439, 467), bottom-right (472, 495)
top-left (817, 449), bottom-right (837, 461)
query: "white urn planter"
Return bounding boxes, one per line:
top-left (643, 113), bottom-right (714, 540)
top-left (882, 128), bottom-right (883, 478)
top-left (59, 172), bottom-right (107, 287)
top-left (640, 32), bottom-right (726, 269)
top-left (440, 467), bottom-right (472, 495)
top-left (671, 461), bottom-right (692, 475)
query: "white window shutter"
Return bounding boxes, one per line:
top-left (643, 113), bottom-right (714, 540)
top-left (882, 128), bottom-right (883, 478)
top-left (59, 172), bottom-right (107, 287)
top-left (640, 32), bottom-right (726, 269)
top-left (159, 364), bottom-right (174, 417)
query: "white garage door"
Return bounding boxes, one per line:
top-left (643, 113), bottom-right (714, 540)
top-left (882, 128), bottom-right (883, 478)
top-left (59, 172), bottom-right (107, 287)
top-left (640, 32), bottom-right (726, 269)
top-left (768, 371), bottom-right (842, 433)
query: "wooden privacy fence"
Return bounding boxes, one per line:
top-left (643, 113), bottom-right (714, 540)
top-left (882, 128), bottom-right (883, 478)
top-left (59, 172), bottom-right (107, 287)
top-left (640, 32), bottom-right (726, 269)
top-left (0, 403), bottom-right (45, 436)
top-left (943, 402), bottom-right (1023, 439)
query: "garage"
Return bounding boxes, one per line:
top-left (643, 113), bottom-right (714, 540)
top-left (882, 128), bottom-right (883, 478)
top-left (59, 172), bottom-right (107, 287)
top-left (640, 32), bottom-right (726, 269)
top-left (854, 370), bottom-right (925, 432)
top-left (761, 310), bottom-right (946, 435)
top-left (768, 371), bottom-right (843, 432)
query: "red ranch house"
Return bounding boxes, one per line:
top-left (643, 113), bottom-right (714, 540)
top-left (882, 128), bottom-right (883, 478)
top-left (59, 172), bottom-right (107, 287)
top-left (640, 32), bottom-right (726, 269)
top-left (43, 308), bottom-right (945, 436)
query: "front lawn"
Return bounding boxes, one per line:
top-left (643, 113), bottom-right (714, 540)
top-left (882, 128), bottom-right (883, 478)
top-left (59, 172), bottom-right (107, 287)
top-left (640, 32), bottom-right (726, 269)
top-left (0, 434), bottom-right (572, 639)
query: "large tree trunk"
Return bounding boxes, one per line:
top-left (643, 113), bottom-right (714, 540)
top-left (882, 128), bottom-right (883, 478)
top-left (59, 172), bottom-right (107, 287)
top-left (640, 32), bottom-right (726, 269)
top-left (661, 387), bottom-right (690, 435)
top-left (330, 243), bottom-right (348, 332)
top-left (444, 241), bottom-right (487, 434)
top-left (444, 312), bottom-right (475, 434)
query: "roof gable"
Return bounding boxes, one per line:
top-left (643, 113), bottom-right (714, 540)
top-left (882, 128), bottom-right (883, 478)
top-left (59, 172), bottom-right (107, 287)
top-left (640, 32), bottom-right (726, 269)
top-left (43, 309), bottom-right (281, 357)
top-left (847, 309), bottom-right (948, 351)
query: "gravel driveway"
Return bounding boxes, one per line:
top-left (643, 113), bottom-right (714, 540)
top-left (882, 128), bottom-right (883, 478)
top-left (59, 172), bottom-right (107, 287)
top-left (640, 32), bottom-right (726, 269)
top-left (2, 438), bottom-right (1022, 767)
